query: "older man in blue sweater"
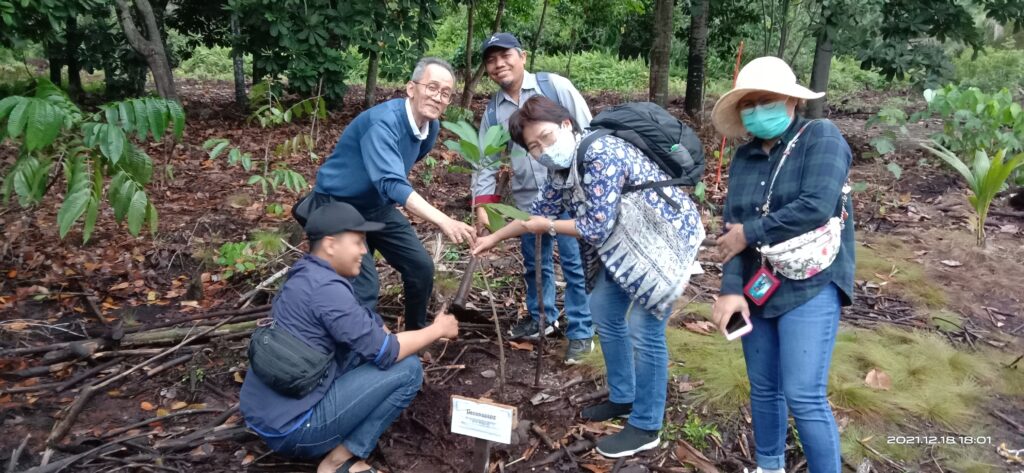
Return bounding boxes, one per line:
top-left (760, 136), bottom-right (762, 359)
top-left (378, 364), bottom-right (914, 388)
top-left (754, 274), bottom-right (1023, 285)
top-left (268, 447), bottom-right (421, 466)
top-left (305, 57), bottom-right (474, 330)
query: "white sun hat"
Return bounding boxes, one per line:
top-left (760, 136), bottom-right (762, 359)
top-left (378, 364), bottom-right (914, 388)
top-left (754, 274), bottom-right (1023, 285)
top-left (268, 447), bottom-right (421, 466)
top-left (711, 56), bottom-right (825, 138)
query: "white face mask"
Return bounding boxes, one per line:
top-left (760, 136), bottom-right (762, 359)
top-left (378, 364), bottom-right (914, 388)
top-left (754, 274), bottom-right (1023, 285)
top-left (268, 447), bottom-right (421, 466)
top-left (536, 125), bottom-right (577, 170)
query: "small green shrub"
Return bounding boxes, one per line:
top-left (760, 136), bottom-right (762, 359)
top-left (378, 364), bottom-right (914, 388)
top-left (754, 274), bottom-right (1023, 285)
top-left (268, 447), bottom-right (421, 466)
top-left (954, 47), bottom-right (1024, 93)
top-left (827, 56), bottom-right (889, 103)
top-left (530, 51), bottom-right (649, 93)
top-left (176, 46), bottom-right (253, 81)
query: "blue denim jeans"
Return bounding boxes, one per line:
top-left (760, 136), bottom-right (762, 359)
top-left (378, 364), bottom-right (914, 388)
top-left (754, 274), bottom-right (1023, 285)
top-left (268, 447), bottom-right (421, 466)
top-left (520, 213), bottom-right (592, 340)
top-left (264, 357), bottom-right (423, 459)
top-left (741, 284), bottom-right (842, 473)
top-left (590, 268), bottom-right (670, 431)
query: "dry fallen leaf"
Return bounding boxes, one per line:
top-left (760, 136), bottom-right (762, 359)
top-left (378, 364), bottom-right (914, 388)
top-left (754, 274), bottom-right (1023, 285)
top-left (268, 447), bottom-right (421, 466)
top-left (156, 408), bottom-right (171, 417)
top-left (683, 321), bottom-right (716, 335)
top-left (180, 300), bottom-right (201, 308)
top-left (233, 371), bottom-right (245, 383)
top-left (940, 260), bottom-right (963, 268)
top-left (4, 322), bottom-right (29, 332)
top-left (675, 439), bottom-right (721, 473)
top-left (678, 380), bottom-right (705, 393)
top-left (140, 401), bottom-right (157, 411)
top-left (241, 453), bottom-right (255, 466)
top-left (864, 368), bottom-right (892, 390)
top-left (109, 282), bottom-right (131, 291)
top-left (171, 401), bottom-right (188, 410)
top-left (581, 464), bottom-right (609, 473)
top-left (508, 340), bottom-right (534, 351)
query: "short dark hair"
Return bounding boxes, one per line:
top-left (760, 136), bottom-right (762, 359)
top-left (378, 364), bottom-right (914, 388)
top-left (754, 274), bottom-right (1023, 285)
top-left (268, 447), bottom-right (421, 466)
top-left (507, 95), bottom-right (577, 149)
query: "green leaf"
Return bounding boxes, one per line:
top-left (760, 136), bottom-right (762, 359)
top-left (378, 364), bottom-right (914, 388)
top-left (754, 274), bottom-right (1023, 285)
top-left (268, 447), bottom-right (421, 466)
top-left (82, 166), bottom-right (102, 243)
top-left (886, 162), bottom-right (903, 180)
top-left (166, 100), bottom-right (185, 140)
top-left (241, 154), bottom-right (252, 171)
top-left (100, 124), bottom-right (126, 164)
top-left (447, 165), bottom-right (474, 174)
top-left (57, 182), bottom-right (90, 238)
top-left (441, 120), bottom-right (479, 148)
top-left (922, 143), bottom-right (976, 191)
top-left (972, 150), bottom-right (991, 185)
top-left (119, 147), bottom-right (154, 184)
top-left (147, 99), bottom-right (167, 142)
top-left (484, 203), bottom-right (530, 221)
top-left (0, 96), bottom-right (19, 121)
top-left (7, 98), bottom-right (29, 138)
top-left (126, 189), bottom-right (148, 236)
top-left (208, 140), bottom-right (229, 160)
top-left (132, 99), bottom-right (149, 140)
top-left (484, 205), bottom-right (506, 233)
top-left (25, 100), bottom-right (61, 151)
top-left (870, 136), bottom-right (896, 156)
top-left (147, 202), bottom-right (158, 235)
top-left (118, 101), bottom-right (133, 132)
top-left (247, 175), bottom-right (263, 185)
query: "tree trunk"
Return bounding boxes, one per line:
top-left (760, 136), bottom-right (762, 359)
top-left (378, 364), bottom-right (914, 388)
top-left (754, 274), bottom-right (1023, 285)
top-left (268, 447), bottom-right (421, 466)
top-left (364, 49), bottom-right (379, 109)
top-left (649, 0), bottom-right (674, 106)
top-left (113, 0), bottom-right (178, 100)
top-left (528, 0), bottom-right (550, 71)
top-left (459, 0), bottom-right (476, 107)
top-left (683, 0), bottom-right (709, 119)
top-left (460, 0), bottom-right (505, 108)
top-left (230, 14), bottom-right (247, 108)
top-left (806, 25), bottom-right (832, 119)
top-left (66, 16), bottom-right (83, 96)
top-left (48, 54), bottom-right (62, 86)
top-left (777, 0), bottom-right (791, 58)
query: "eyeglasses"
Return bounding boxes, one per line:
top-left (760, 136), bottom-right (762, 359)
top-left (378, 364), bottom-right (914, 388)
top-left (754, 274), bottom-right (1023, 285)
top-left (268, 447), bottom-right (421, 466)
top-left (413, 81), bottom-right (454, 103)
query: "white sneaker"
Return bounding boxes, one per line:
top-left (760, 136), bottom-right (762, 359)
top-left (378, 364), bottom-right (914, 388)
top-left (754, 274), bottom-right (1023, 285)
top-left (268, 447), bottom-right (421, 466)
top-left (745, 468), bottom-right (786, 473)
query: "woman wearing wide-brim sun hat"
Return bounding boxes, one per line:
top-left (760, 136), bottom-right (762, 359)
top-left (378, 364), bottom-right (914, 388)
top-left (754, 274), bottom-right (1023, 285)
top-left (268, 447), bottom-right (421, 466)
top-left (709, 56), bottom-right (856, 473)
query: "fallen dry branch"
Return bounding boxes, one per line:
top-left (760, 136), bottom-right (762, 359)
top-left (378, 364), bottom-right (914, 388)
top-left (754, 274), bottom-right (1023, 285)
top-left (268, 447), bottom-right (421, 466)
top-left (529, 438), bottom-right (595, 468)
top-left (46, 317), bottom-right (240, 446)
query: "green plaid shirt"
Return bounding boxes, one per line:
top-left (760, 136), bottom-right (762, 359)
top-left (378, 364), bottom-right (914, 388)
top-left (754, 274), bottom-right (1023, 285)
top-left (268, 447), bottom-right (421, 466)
top-left (720, 117), bottom-right (856, 317)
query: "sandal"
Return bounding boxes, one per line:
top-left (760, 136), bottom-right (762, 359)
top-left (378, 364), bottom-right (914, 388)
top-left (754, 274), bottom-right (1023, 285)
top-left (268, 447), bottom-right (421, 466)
top-left (336, 457), bottom-right (378, 473)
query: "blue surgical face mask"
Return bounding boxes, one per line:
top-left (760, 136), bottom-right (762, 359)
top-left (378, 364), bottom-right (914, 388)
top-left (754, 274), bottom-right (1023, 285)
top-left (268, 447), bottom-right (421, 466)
top-left (740, 100), bottom-right (793, 139)
top-left (536, 125), bottom-right (577, 170)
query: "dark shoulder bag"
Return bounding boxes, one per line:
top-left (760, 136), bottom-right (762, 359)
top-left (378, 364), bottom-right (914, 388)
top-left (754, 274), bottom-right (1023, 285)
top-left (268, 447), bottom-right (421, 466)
top-left (248, 320), bottom-right (333, 398)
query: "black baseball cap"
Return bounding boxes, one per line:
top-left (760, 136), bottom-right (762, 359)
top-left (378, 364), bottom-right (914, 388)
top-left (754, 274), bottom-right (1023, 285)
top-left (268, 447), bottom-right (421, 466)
top-left (304, 202), bottom-right (385, 241)
top-left (480, 32), bottom-right (522, 59)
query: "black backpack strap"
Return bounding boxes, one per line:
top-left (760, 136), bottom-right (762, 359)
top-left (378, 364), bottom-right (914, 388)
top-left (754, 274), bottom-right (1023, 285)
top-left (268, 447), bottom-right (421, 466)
top-left (622, 176), bottom-right (693, 193)
top-left (575, 129), bottom-right (613, 175)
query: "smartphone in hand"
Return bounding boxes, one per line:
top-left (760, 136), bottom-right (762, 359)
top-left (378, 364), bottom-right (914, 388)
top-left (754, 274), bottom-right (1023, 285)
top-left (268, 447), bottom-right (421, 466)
top-left (725, 312), bottom-right (752, 341)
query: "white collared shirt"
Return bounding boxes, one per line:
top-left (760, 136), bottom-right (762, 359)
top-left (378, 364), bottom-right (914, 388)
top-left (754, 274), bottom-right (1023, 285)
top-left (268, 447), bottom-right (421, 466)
top-left (405, 99), bottom-right (429, 141)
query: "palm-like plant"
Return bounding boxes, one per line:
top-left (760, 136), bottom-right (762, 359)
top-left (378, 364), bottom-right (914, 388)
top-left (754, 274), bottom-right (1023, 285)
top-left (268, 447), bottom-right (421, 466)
top-left (922, 142), bottom-right (1024, 247)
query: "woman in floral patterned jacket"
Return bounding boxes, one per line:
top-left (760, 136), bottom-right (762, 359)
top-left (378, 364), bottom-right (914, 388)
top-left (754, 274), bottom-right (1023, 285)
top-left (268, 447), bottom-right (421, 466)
top-left (473, 95), bottom-right (704, 458)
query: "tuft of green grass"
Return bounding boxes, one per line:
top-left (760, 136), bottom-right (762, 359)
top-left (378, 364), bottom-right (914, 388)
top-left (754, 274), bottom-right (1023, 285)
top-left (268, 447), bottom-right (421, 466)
top-left (251, 230), bottom-right (286, 256)
top-left (855, 237), bottom-right (947, 308)
top-left (433, 272), bottom-right (460, 299)
top-left (927, 309), bottom-right (963, 332)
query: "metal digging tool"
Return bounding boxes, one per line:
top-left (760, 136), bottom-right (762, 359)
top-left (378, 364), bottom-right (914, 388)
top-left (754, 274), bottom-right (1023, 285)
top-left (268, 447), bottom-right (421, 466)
top-left (449, 256), bottom-right (492, 324)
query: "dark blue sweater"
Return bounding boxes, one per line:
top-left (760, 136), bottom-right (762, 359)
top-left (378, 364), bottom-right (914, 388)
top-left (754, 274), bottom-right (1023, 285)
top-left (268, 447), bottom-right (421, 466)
top-left (313, 98), bottom-right (439, 210)
top-left (240, 254), bottom-right (399, 436)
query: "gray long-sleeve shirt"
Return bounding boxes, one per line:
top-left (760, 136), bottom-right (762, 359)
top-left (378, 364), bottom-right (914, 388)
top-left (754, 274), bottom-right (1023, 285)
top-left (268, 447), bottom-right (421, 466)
top-left (471, 72), bottom-right (592, 211)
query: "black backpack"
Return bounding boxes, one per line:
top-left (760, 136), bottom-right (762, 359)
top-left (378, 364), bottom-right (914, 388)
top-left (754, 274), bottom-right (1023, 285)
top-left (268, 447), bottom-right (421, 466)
top-left (575, 102), bottom-right (704, 201)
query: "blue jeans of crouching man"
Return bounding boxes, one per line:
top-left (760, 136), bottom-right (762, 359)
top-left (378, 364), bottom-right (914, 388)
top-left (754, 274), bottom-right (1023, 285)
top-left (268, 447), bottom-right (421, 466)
top-left (264, 356), bottom-right (423, 459)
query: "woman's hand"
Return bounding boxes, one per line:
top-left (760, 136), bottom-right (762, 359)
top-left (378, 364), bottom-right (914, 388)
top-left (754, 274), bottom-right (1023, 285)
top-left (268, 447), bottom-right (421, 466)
top-left (472, 234), bottom-right (500, 256)
top-left (712, 294), bottom-right (750, 337)
top-left (522, 216), bottom-right (552, 235)
top-left (717, 222), bottom-right (748, 264)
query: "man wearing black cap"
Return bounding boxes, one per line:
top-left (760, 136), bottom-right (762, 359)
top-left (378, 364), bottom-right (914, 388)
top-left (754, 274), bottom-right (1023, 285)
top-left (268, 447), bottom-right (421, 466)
top-left (471, 32), bottom-right (596, 364)
top-left (241, 202), bottom-right (459, 473)
top-left (299, 56), bottom-right (474, 331)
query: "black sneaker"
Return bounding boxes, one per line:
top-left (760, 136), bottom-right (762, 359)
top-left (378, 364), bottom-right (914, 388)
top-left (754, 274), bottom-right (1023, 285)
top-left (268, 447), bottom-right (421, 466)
top-left (507, 318), bottom-right (558, 340)
top-left (564, 338), bottom-right (594, 365)
top-left (595, 423), bottom-right (660, 458)
top-left (581, 401), bottom-right (632, 421)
